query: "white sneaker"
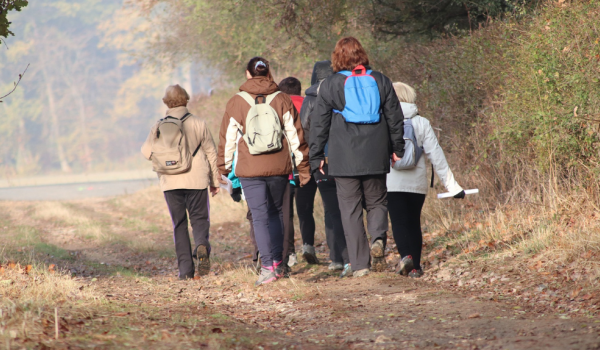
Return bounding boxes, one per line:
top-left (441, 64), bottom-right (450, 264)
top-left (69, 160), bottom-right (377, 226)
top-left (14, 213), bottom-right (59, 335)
top-left (328, 262), bottom-right (344, 271)
top-left (287, 252), bottom-right (297, 267)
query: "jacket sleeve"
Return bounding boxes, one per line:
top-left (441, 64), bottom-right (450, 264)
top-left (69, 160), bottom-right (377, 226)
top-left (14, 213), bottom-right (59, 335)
top-left (309, 80), bottom-right (333, 172)
top-left (141, 123), bottom-right (158, 160)
top-left (217, 100), bottom-right (241, 176)
top-left (421, 117), bottom-right (463, 195)
top-left (282, 99), bottom-right (310, 186)
top-left (380, 75), bottom-right (405, 157)
top-left (199, 121), bottom-right (221, 187)
top-left (299, 96), bottom-right (314, 145)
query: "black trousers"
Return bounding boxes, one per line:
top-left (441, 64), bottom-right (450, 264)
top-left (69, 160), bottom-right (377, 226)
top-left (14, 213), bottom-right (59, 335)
top-left (387, 191), bottom-right (426, 270)
top-left (164, 189), bottom-right (210, 279)
top-left (316, 178), bottom-right (349, 264)
top-left (294, 176), bottom-right (317, 246)
top-left (335, 175), bottom-right (388, 271)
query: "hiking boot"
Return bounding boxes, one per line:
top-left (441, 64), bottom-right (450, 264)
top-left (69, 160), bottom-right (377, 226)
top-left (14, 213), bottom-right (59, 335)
top-left (353, 268), bottom-right (370, 278)
top-left (302, 244), bottom-right (319, 265)
top-left (408, 268), bottom-right (424, 278)
top-left (328, 262), bottom-right (344, 271)
top-left (287, 252), bottom-right (298, 267)
top-left (195, 245), bottom-right (210, 276)
top-left (273, 260), bottom-right (290, 278)
top-left (395, 255), bottom-right (414, 276)
top-left (340, 264), bottom-right (352, 278)
top-left (370, 239), bottom-right (385, 258)
top-left (371, 257), bottom-right (388, 272)
top-left (255, 266), bottom-right (277, 286)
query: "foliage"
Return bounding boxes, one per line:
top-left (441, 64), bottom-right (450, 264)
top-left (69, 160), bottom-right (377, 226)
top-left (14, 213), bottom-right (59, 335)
top-left (0, 0), bottom-right (191, 176)
top-left (369, 0), bottom-right (537, 38)
top-left (0, 0), bottom-right (27, 40)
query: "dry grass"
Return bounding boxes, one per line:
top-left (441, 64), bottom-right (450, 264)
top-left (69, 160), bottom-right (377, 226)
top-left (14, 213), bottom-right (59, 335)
top-left (0, 263), bottom-right (102, 346)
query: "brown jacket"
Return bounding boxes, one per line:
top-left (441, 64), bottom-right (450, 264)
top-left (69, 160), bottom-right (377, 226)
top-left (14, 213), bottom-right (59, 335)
top-left (217, 76), bottom-right (310, 185)
top-left (141, 106), bottom-right (220, 192)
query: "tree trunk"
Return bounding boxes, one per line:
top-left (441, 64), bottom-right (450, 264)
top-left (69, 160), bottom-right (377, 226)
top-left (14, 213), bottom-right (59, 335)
top-left (33, 22), bottom-right (71, 173)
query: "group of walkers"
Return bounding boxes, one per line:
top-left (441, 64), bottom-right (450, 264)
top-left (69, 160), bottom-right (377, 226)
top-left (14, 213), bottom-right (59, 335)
top-left (142, 37), bottom-right (465, 286)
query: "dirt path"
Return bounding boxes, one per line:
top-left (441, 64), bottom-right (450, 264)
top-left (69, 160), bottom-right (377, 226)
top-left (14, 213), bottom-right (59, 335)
top-left (2, 188), bottom-right (600, 349)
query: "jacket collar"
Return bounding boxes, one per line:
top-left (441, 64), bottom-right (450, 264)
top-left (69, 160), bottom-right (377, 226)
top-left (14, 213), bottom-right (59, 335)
top-left (239, 76), bottom-right (279, 95)
top-left (165, 106), bottom-right (189, 119)
top-left (400, 102), bottom-right (418, 119)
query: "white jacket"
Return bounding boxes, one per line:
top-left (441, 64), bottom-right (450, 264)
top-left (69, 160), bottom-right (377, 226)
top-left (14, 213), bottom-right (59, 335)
top-left (387, 103), bottom-right (463, 195)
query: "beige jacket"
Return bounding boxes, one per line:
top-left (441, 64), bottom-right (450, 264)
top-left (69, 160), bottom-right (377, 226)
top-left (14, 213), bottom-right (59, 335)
top-left (141, 106), bottom-right (220, 192)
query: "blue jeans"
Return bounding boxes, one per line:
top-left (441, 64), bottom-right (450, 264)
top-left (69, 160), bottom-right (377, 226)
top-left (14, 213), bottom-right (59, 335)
top-left (240, 176), bottom-right (288, 267)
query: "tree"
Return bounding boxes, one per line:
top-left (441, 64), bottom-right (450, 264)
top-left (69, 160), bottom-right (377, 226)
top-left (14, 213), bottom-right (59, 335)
top-left (0, 0), bottom-right (28, 42)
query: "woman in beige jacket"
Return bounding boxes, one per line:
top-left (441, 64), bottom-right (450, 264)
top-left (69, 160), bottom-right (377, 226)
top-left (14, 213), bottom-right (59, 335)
top-left (142, 84), bottom-right (221, 280)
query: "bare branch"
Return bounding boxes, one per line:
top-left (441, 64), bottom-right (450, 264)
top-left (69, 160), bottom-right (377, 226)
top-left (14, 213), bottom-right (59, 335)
top-left (0, 63), bottom-right (29, 102)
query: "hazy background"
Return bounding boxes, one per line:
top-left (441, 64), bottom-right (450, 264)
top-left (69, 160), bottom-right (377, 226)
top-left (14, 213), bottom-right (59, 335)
top-left (0, 0), bottom-right (218, 180)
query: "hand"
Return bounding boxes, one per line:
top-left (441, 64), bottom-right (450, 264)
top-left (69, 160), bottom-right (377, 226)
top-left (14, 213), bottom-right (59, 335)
top-left (453, 190), bottom-right (465, 199)
top-left (218, 174), bottom-right (228, 185)
top-left (210, 186), bottom-right (220, 197)
top-left (319, 160), bottom-right (325, 175)
top-left (392, 153), bottom-right (401, 162)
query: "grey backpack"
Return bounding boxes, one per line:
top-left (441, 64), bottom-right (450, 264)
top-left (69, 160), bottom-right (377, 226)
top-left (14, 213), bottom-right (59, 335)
top-left (237, 91), bottom-right (283, 155)
top-left (392, 118), bottom-right (423, 170)
top-left (150, 113), bottom-right (201, 175)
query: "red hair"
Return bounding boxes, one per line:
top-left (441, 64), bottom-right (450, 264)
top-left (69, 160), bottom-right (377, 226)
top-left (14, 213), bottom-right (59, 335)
top-left (331, 37), bottom-right (370, 72)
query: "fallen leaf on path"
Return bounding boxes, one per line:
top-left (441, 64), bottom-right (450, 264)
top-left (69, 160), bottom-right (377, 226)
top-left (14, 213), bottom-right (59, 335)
top-left (113, 312), bottom-right (129, 317)
top-left (468, 313), bottom-right (481, 319)
top-left (407, 319), bottom-right (416, 323)
top-left (212, 327), bottom-right (223, 333)
top-left (25, 265), bottom-right (33, 273)
top-left (375, 335), bottom-right (392, 343)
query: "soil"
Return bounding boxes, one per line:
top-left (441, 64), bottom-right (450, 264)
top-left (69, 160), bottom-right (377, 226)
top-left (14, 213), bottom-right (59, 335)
top-left (2, 188), bottom-right (600, 349)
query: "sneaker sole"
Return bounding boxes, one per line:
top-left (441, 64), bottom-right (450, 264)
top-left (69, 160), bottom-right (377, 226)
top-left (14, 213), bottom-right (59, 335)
top-left (371, 257), bottom-right (388, 272)
top-left (303, 252), bottom-right (319, 265)
top-left (196, 246), bottom-right (210, 276)
top-left (396, 258), bottom-right (414, 276)
top-left (371, 243), bottom-right (384, 258)
top-left (255, 276), bottom-right (277, 286)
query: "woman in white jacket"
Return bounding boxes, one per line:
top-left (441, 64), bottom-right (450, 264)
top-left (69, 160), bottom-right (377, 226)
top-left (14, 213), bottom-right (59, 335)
top-left (387, 82), bottom-right (465, 278)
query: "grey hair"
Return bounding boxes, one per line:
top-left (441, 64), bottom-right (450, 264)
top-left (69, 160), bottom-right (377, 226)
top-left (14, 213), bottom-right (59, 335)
top-left (392, 82), bottom-right (417, 104)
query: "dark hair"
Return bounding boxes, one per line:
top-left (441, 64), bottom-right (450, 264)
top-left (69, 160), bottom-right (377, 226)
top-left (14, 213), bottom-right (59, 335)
top-left (331, 37), bottom-right (369, 72)
top-left (278, 77), bottom-right (302, 96)
top-left (247, 56), bottom-right (270, 77)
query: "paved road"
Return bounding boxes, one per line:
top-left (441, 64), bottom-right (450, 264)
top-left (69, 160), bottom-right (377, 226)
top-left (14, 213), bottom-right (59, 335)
top-left (0, 178), bottom-right (158, 201)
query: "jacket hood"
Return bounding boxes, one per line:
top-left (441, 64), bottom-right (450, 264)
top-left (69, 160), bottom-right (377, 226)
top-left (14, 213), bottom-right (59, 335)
top-left (239, 76), bottom-right (279, 95)
top-left (310, 60), bottom-right (334, 85)
top-left (400, 102), bottom-right (418, 119)
top-left (305, 82), bottom-right (320, 97)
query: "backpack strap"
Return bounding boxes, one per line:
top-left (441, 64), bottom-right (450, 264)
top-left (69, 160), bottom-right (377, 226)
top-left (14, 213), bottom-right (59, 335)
top-left (236, 91), bottom-right (255, 106)
top-left (430, 164), bottom-right (434, 188)
top-left (265, 91), bottom-right (281, 105)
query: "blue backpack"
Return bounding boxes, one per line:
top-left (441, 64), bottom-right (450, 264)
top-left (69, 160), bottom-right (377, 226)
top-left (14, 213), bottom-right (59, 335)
top-left (333, 65), bottom-right (381, 124)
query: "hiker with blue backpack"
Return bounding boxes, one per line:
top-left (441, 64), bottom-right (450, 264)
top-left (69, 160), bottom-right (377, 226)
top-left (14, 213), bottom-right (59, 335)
top-left (217, 57), bottom-right (310, 286)
top-left (388, 82), bottom-right (465, 278)
top-left (310, 37), bottom-right (406, 277)
top-left (300, 60), bottom-right (349, 272)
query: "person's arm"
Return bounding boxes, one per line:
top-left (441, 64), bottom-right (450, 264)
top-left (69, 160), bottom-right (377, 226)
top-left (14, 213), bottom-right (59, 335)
top-left (282, 97), bottom-right (310, 186)
top-left (198, 120), bottom-right (221, 188)
top-left (421, 117), bottom-right (463, 195)
top-left (299, 96), bottom-right (313, 145)
top-left (217, 99), bottom-right (241, 176)
top-left (378, 74), bottom-right (405, 158)
top-left (309, 80), bottom-right (333, 173)
top-left (141, 123), bottom-right (158, 160)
